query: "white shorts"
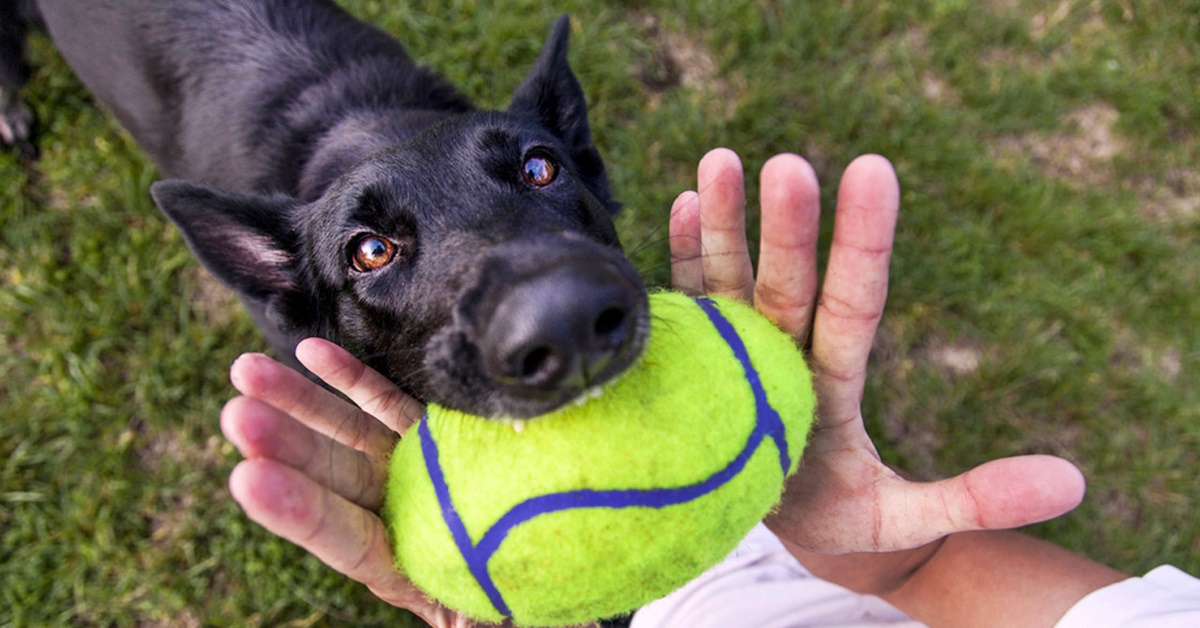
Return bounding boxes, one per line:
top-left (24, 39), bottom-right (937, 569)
top-left (631, 524), bottom-right (1200, 628)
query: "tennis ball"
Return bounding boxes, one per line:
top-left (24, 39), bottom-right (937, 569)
top-left (382, 291), bottom-right (815, 627)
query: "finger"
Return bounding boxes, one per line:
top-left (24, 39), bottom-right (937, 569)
top-left (669, 190), bottom-right (704, 295)
top-left (754, 153), bottom-right (822, 340)
top-left (228, 459), bottom-right (441, 613)
top-left (230, 352), bottom-right (398, 459)
top-left (295, 338), bottom-right (425, 437)
top-left (221, 395), bottom-right (387, 510)
top-left (810, 154), bottom-right (900, 426)
top-left (883, 455), bottom-right (1087, 549)
top-left (696, 148), bottom-right (754, 301)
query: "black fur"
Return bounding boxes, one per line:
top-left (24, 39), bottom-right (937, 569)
top-left (0, 0), bottom-right (38, 158)
top-left (4, 1), bottom-right (648, 418)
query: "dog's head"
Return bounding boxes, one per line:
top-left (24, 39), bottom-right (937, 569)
top-left (151, 16), bottom-right (648, 418)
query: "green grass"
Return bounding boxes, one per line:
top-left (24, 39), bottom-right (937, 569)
top-left (3, 0), bottom-right (1198, 624)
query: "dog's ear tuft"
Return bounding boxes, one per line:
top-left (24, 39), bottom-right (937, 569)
top-left (509, 14), bottom-right (592, 151)
top-left (150, 180), bottom-right (302, 300)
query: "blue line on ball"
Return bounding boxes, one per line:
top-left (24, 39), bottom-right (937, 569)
top-left (419, 417), bottom-right (512, 615)
top-left (419, 296), bottom-right (791, 619)
top-left (694, 297), bottom-right (791, 474)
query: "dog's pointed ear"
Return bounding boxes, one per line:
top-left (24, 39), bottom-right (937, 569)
top-left (509, 15), bottom-right (621, 216)
top-left (509, 14), bottom-right (592, 152)
top-left (150, 180), bottom-right (302, 301)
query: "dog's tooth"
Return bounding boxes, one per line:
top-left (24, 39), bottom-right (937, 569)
top-left (570, 385), bottom-right (607, 408)
top-left (511, 420), bottom-right (526, 434)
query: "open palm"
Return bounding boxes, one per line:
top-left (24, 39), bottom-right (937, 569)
top-left (668, 149), bottom-right (1085, 561)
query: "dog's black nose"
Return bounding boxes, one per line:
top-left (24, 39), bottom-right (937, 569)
top-left (482, 265), bottom-right (640, 394)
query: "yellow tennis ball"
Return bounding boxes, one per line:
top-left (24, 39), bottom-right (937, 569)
top-left (382, 291), bottom-right (815, 627)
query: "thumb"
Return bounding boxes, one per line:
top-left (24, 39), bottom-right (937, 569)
top-left (886, 455), bottom-right (1086, 548)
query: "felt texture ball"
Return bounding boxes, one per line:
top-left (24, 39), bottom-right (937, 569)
top-left (382, 291), bottom-right (815, 627)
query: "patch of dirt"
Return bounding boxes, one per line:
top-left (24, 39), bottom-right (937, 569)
top-left (896, 26), bottom-right (930, 57)
top-left (920, 72), bottom-right (959, 106)
top-left (1067, 103), bottom-right (1124, 161)
top-left (1138, 167), bottom-right (1200, 222)
top-left (1029, 1), bottom-right (1074, 41)
top-left (991, 102), bottom-right (1126, 187)
top-left (991, 96), bottom-right (1197, 224)
top-left (1111, 328), bottom-right (1185, 383)
top-left (634, 14), bottom-right (741, 120)
top-left (1156, 347), bottom-right (1183, 380)
top-left (918, 340), bottom-right (984, 376)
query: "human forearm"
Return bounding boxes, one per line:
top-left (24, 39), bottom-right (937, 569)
top-left (780, 528), bottom-right (1125, 627)
top-left (882, 530), bottom-right (1126, 627)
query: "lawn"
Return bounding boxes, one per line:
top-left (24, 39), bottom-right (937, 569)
top-left (2, 0), bottom-right (1198, 625)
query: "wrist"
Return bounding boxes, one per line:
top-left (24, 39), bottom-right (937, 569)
top-left (771, 531), bottom-right (948, 597)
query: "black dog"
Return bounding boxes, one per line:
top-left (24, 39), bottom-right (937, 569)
top-left (2, 0), bottom-right (649, 419)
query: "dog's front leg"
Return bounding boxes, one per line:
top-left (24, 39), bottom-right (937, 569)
top-left (0, 0), bottom-right (36, 160)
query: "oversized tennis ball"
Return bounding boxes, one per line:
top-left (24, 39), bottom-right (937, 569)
top-left (382, 291), bottom-right (815, 627)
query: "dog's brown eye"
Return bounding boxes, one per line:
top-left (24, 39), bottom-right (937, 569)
top-left (350, 235), bottom-right (397, 272)
top-left (522, 154), bottom-right (557, 187)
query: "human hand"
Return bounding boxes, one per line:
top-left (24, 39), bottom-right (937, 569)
top-left (669, 149), bottom-right (1087, 588)
top-left (221, 340), bottom-right (520, 627)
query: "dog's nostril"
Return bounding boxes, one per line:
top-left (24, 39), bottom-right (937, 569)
top-left (593, 306), bottom-right (628, 342)
top-left (518, 345), bottom-right (557, 381)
